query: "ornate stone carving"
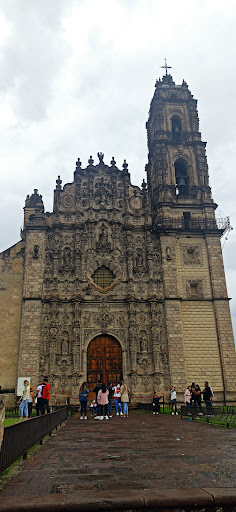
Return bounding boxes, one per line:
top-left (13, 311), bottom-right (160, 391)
top-left (137, 355), bottom-right (152, 370)
top-left (63, 194), bottom-right (74, 208)
top-left (56, 355), bottom-right (72, 373)
top-left (141, 372), bottom-right (150, 391)
top-left (184, 278), bottom-right (206, 299)
top-left (94, 177), bottom-right (112, 205)
top-left (83, 329), bottom-right (100, 344)
top-left (181, 243), bottom-right (203, 266)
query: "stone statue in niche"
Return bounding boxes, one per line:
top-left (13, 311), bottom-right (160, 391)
top-left (96, 225), bottom-right (111, 251)
top-left (136, 248), bottom-right (144, 268)
top-left (63, 247), bottom-right (72, 267)
top-left (61, 331), bottom-right (69, 354)
top-left (166, 247), bottom-right (172, 260)
top-left (33, 245), bottom-right (39, 259)
top-left (46, 252), bottom-right (53, 266)
top-left (140, 333), bottom-right (148, 353)
top-left (133, 247), bottom-right (146, 276)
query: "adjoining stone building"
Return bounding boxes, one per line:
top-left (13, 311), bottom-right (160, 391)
top-left (1, 72), bottom-right (236, 405)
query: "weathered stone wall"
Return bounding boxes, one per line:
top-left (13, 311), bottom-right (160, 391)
top-left (181, 301), bottom-right (223, 390)
top-left (0, 242), bottom-right (24, 390)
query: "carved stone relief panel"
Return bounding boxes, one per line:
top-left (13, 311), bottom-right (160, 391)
top-left (183, 278), bottom-right (207, 299)
top-left (180, 243), bottom-right (203, 266)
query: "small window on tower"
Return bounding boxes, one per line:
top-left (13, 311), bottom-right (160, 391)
top-left (187, 248), bottom-right (195, 262)
top-left (92, 266), bottom-right (115, 290)
top-left (190, 283), bottom-right (198, 296)
top-left (171, 116), bottom-right (182, 134)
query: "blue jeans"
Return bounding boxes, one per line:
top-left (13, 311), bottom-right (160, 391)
top-left (114, 399), bottom-right (122, 414)
top-left (123, 402), bottom-right (128, 415)
top-left (108, 399), bottom-right (112, 416)
top-left (80, 399), bottom-right (87, 416)
top-left (19, 399), bottom-right (29, 417)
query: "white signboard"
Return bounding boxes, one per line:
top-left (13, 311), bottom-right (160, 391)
top-left (17, 377), bottom-right (31, 397)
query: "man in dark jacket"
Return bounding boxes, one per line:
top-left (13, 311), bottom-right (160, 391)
top-left (202, 381), bottom-right (213, 409)
top-left (93, 379), bottom-right (102, 419)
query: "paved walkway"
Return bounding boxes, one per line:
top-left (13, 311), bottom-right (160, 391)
top-left (1, 411), bottom-right (236, 509)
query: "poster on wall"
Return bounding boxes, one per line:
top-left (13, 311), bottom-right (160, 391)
top-left (17, 377), bottom-right (31, 397)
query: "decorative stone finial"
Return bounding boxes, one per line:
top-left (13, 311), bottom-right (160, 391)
top-left (182, 79), bottom-right (188, 89)
top-left (76, 158), bottom-right (81, 170)
top-left (56, 176), bottom-right (62, 190)
top-left (88, 156), bottom-right (94, 166)
top-left (141, 179), bottom-right (147, 191)
top-left (122, 159), bottom-right (128, 171)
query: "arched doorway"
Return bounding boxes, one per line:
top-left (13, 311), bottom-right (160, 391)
top-left (87, 335), bottom-right (122, 394)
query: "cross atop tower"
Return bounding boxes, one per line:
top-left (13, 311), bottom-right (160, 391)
top-left (161, 58), bottom-right (172, 75)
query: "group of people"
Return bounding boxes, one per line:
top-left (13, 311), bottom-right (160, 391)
top-left (184, 381), bottom-right (213, 411)
top-left (152, 382), bottom-right (214, 416)
top-left (79, 380), bottom-right (130, 420)
top-left (18, 377), bottom-right (50, 419)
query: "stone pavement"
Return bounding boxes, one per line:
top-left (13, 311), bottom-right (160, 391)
top-left (1, 411), bottom-right (236, 510)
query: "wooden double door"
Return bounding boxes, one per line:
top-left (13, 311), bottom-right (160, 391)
top-left (87, 335), bottom-right (122, 395)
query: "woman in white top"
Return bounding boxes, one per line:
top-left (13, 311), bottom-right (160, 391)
top-left (19, 380), bottom-right (30, 419)
top-left (170, 386), bottom-right (178, 415)
top-left (112, 384), bottom-right (123, 416)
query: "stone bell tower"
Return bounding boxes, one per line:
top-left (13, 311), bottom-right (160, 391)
top-left (146, 70), bottom-right (236, 401)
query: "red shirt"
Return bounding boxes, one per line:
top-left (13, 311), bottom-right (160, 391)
top-left (42, 383), bottom-right (50, 399)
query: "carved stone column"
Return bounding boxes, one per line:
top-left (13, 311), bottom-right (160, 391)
top-left (72, 327), bottom-right (80, 372)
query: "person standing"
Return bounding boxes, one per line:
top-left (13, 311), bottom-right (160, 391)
top-left (202, 381), bottom-right (213, 410)
top-left (152, 391), bottom-right (162, 414)
top-left (120, 381), bottom-right (130, 417)
top-left (79, 382), bottom-right (89, 420)
top-left (35, 381), bottom-right (44, 416)
top-left (42, 377), bottom-right (50, 414)
top-left (28, 386), bottom-right (35, 417)
top-left (192, 384), bottom-right (202, 413)
top-left (97, 383), bottom-right (109, 420)
top-left (170, 386), bottom-right (178, 415)
top-left (184, 386), bottom-right (192, 410)
top-left (19, 380), bottom-right (30, 419)
top-left (93, 379), bottom-right (102, 419)
top-left (106, 381), bottom-right (113, 418)
top-left (112, 383), bottom-right (123, 416)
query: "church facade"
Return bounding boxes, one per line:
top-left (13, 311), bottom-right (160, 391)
top-left (1, 73), bottom-right (236, 404)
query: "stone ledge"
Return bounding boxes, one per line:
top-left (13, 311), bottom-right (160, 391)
top-left (0, 488), bottom-right (236, 512)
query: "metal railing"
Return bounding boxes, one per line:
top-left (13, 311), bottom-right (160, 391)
top-left (156, 216), bottom-right (230, 233)
top-left (181, 404), bottom-right (236, 427)
top-left (0, 407), bottom-right (68, 473)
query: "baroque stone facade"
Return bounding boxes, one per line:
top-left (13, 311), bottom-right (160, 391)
top-left (1, 73), bottom-right (236, 403)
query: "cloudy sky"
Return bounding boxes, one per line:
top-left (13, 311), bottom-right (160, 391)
top-left (0, 0), bottom-right (236, 338)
